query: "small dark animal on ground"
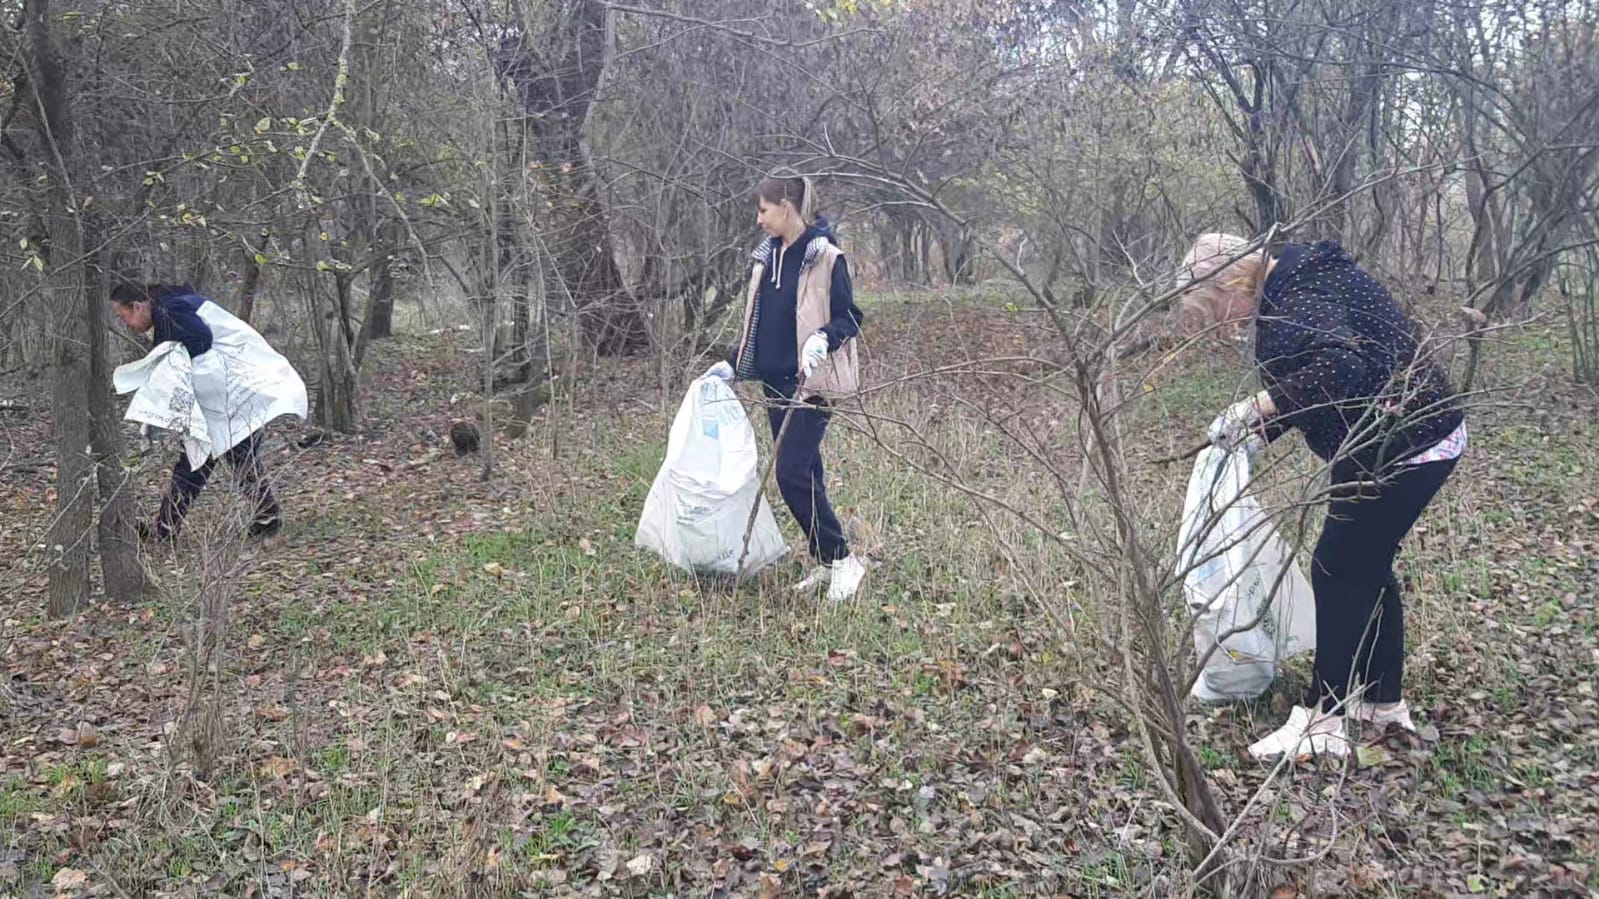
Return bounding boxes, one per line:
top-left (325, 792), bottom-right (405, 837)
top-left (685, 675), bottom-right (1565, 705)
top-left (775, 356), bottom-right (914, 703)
top-left (450, 420), bottom-right (481, 456)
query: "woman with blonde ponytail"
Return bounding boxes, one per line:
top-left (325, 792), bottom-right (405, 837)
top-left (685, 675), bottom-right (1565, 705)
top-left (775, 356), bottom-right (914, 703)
top-left (702, 171), bottom-right (867, 602)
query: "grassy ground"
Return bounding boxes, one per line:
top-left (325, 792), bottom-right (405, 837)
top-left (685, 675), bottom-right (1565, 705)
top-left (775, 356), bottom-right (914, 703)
top-left (1, 292), bottom-right (1596, 897)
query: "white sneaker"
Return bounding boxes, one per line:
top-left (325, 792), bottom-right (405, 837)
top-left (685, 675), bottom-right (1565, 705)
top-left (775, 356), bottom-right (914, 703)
top-left (1248, 705), bottom-right (1350, 761)
top-left (825, 555), bottom-right (867, 603)
top-left (791, 565), bottom-right (830, 593)
top-left (1345, 698), bottom-right (1416, 733)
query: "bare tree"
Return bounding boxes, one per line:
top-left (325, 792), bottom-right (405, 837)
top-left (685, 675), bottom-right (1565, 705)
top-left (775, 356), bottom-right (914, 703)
top-left (13, 0), bottom-right (148, 615)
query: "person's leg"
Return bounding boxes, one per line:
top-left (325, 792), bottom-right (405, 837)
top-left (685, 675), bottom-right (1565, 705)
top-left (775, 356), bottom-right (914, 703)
top-left (1366, 570), bottom-right (1406, 704)
top-left (155, 451), bottom-right (217, 539)
top-left (226, 433), bottom-right (281, 536)
top-left (1308, 459), bottom-right (1456, 710)
top-left (1308, 489), bottom-right (1386, 709)
top-left (772, 399), bottom-right (849, 564)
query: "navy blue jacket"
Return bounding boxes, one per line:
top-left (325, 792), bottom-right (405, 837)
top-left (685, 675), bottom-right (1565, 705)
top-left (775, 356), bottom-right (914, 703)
top-left (737, 216), bottom-right (864, 388)
top-left (151, 285), bottom-right (214, 358)
top-left (1256, 242), bottom-right (1462, 473)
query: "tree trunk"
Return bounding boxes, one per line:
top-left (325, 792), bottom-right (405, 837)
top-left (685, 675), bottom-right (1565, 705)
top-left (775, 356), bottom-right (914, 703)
top-left (85, 243), bottom-right (149, 602)
top-left (238, 246), bottom-right (263, 324)
top-left (365, 218), bottom-right (400, 342)
top-left (938, 221), bottom-right (976, 286)
top-left (23, 0), bottom-right (94, 616)
top-left (308, 271), bottom-right (362, 432)
top-left (47, 255), bottom-right (95, 618)
top-left (499, 0), bottom-right (644, 355)
top-left (531, 148), bottom-right (645, 354)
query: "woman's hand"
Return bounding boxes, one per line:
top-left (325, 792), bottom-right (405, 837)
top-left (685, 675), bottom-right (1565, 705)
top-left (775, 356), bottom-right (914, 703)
top-left (800, 333), bottom-right (829, 378)
top-left (1208, 390), bottom-right (1275, 449)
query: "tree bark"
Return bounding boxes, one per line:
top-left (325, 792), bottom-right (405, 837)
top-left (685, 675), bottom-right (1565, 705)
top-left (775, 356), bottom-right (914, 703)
top-left (308, 268), bottom-right (362, 433)
top-left (498, 0), bottom-right (645, 355)
top-left (238, 246), bottom-right (263, 324)
top-left (23, 0), bottom-right (94, 617)
top-left (46, 255), bottom-right (95, 618)
top-left (362, 209), bottom-right (402, 348)
top-left (84, 243), bottom-right (149, 602)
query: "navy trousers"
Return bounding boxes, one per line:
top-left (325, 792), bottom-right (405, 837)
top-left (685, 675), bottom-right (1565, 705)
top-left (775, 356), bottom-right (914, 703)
top-left (157, 432), bottom-right (280, 538)
top-left (763, 383), bottom-right (850, 564)
top-left (1308, 457), bottom-right (1457, 707)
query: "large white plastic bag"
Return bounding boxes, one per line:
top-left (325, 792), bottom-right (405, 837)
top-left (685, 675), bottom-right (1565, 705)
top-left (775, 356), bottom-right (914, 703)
top-left (634, 376), bottom-right (787, 575)
top-left (114, 301), bottom-right (308, 467)
top-left (1174, 445), bottom-right (1317, 702)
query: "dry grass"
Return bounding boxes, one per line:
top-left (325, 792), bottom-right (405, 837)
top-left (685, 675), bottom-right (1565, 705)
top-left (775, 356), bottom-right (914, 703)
top-left (1, 290), bottom-right (1595, 896)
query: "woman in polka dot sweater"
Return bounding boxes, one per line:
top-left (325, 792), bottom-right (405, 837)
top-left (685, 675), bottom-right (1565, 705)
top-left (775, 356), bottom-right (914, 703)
top-left (1177, 233), bottom-right (1467, 761)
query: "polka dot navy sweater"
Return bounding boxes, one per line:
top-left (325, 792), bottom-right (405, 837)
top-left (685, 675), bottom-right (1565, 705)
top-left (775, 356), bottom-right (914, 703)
top-left (1256, 241), bottom-right (1464, 473)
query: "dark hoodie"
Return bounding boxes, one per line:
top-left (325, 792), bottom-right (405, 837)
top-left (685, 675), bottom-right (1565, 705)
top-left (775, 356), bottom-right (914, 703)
top-left (744, 216), bottom-right (864, 388)
top-left (151, 284), bottom-right (214, 358)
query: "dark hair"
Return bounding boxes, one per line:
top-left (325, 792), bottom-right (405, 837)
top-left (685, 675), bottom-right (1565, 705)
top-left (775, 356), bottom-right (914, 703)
top-left (110, 282), bottom-right (180, 306)
top-left (753, 170), bottom-right (817, 222)
top-left (110, 283), bottom-right (150, 306)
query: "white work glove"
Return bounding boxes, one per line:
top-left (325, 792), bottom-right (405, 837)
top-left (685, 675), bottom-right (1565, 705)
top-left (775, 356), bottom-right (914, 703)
top-left (704, 360), bottom-right (733, 381)
top-left (1207, 395), bottom-right (1267, 451)
top-left (800, 333), bottom-right (829, 379)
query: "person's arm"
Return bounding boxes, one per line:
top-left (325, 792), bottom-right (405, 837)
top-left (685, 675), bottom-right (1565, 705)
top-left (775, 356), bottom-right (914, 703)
top-left (154, 295), bottom-right (214, 358)
top-left (817, 256), bottom-right (864, 351)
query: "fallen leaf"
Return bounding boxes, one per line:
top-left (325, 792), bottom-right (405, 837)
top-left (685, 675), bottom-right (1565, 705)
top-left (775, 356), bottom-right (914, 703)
top-left (693, 704), bottom-right (715, 727)
top-left (1355, 745), bottom-right (1389, 767)
top-left (52, 867), bottom-right (88, 891)
top-left (75, 723), bottom-right (99, 748)
top-left (578, 537), bottom-right (596, 556)
top-left (257, 756), bottom-right (297, 779)
top-left (483, 562), bottom-right (505, 578)
top-left (626, 853), bottom-right (653, 876)
top-left (247, 633), bottom-right (266, 650)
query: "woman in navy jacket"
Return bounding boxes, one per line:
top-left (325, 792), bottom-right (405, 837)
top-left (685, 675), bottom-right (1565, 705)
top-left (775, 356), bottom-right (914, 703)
top-left (1178, 233), bottom-right (1466, 761)
top-left (112, 282), bottom-right (283, 542)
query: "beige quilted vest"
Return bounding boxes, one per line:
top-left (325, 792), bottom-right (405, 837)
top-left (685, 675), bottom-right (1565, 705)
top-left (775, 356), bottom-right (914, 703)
top-left (736, 241), bottom-right (860, 401)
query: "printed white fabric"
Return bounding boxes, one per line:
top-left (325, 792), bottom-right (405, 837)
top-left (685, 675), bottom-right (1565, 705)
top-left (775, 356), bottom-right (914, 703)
top-left (114, 302), bottom-right (307, 468)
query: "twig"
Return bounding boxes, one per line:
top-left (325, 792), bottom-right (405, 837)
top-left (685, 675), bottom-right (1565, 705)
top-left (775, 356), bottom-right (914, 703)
top-left (291, 0), bottom-right (357, 209)
top-left (1152, 439), bottom-right (1212, 466)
